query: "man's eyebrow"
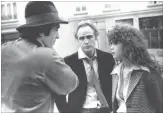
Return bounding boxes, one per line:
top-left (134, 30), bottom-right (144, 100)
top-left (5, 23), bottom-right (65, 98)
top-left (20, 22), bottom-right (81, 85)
top-left (79, 35), bottom-right (93, 37)
top-left (79, 36), bottom-right (84, 38)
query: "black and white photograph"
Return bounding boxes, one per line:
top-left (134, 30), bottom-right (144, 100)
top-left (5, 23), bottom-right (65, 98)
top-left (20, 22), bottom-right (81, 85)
top-left (1, 1), bottom-right (163, 113)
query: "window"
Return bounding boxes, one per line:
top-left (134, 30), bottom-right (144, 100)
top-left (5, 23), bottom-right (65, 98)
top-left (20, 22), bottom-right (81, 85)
top-left (151, 1), bottom-right (163, 4)
top-left (103, 3), bottom-right (120, 13)
top-left (75, 5), bottom-right (87, 12)
top-left (82, 6), bottom-right (86, 11)
top-left (139, 16), bottom-right (163, 49)
top-left (13, 2), bottom-right (17, 19)
top-left (139, 16), bottom-right (163, 29)
top-left (76, 7), bottom-right (80, 12)
top-left (116, 18), bottom-right (133, 26)
top-left (104, 4), bottom-right (111, 8)
top-left (7, 3), bottom-right (12, 19)
top-left (1, 2), bottom-right (17, 21)
top-left (1, 4), bottom-right (5, 20)
top-left (74, 5), bottom-right (87, 15)
top-left (148, 1), bottom-right (163, 7)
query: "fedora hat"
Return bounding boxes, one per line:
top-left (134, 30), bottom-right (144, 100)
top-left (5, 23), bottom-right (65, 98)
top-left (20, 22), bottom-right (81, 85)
top-left (16, 1), bottom-right (68, 31)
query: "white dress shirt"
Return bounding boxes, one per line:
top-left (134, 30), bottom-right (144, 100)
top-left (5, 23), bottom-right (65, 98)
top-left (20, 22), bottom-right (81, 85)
top-left (78, 47), bottom-right (101, 108)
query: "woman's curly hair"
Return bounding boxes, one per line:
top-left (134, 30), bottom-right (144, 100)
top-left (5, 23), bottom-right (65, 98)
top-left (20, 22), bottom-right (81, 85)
top-left (108, 23), bottom-right (161, 75)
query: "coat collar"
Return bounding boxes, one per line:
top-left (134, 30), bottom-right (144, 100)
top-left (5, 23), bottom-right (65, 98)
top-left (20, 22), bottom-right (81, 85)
top-left (112, 62), bottom-right (150, 102)
top-left (75, 49), bottom-right (104, 81)
top-left (126, 71), bottom-right (142, 99)
top-left (111, 62), bottom-right (150, 77)
top-left (78, 47), bottom-right (97, 60)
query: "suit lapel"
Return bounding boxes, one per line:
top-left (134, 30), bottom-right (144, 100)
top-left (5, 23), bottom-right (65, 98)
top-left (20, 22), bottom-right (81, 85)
top-left (74, 53), bottom-right (87, 83)
top-left (78, 59), bottom-right (86, 77)
top-left (96, 49), bottom-right (102, 78)
top-left (96, 49), bottom-right (113, 108)
top-left (126, 71), bottom-right (143, 100)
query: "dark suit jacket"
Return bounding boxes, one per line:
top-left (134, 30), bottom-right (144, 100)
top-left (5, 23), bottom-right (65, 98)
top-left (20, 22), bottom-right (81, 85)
top-left (56, 49), bottom-right (115, 112)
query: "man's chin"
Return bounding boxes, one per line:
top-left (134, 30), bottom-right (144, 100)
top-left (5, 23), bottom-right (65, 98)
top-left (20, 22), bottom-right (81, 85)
top-left (83, 48), bottom-right (92, 52)
top-left (83, 48), bottom-right (95, 54)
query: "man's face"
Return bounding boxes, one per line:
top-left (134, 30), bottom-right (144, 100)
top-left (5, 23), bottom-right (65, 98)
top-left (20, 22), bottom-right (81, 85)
top-left (77, 26), bottom-right (96, 56)
top-left (50, 26), bottom-right (59, 45)
top-left (42, 25), bottom-right (59, 48)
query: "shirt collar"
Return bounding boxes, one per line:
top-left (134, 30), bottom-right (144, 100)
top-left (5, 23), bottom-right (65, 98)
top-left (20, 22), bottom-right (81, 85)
top-left (78, 47), bottom-right (97, 60)
top-left (111, 62), bottom-right (123, 76)
top-left (111, 62), bottom-right (150, 76)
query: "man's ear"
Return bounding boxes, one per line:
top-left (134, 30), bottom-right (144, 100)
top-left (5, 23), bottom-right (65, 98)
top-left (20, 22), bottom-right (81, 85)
top-left (36, 32), bottom-right (45, 45)
top-left (39, 32), bottom-right (45, 37)
top-left (74, 32), bottom-right (79, 42)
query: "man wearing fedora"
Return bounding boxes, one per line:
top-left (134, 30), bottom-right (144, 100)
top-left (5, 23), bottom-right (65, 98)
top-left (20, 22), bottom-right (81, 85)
top-left (1, 1), bottom-right (78, 113)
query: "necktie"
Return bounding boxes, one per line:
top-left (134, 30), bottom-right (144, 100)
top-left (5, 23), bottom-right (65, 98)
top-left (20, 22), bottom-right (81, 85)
top-left (86, 58), bottom-right (109, 108)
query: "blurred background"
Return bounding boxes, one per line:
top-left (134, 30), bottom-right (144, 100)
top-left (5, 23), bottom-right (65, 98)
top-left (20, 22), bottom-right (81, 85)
top-left (1, 1), bottom-right (163, 71)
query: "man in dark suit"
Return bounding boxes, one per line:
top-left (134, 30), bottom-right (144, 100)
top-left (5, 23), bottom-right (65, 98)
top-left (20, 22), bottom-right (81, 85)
top-left (56, 20), bottom-right (115, 113)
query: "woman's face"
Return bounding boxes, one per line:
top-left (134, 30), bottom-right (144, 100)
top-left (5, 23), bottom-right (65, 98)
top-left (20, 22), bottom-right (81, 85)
top-left (110, 42), bottom-right (124, 60)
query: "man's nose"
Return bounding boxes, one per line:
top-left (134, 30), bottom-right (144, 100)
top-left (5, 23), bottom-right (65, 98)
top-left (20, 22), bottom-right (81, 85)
top-left (84, 38), bottom-right (89, 43)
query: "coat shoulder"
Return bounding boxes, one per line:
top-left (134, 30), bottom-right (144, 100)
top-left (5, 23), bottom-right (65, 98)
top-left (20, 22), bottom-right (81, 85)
top-left (97, 49), bottom-right (113, 59)
top-left (64, 52), bottom-right (78, 62)
top-left (97, 49), bottom-right (115, 66)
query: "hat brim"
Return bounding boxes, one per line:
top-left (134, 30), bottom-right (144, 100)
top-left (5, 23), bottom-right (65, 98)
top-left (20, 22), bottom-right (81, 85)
top-left (16, 19), bottom-right (68, 31)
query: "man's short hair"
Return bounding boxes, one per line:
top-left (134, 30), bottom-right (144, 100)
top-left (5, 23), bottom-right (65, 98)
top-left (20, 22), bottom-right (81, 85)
top-left (18, 23), bottom-right (59, 40)
top-left (74, 20), bottom-right (99, 39)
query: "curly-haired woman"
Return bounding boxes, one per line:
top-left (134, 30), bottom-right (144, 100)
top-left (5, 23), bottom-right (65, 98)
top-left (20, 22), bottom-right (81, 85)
top-left (108, 23), bottom-right (163, 113)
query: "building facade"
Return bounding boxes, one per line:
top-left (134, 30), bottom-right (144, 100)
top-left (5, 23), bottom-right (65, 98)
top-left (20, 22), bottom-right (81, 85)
top-left (63, 1), bottom-right (163, 69)
top-left (67, 1), bottom-right (163, 52)
top-left (1, 2), bottom-right (163, 60)
top-left (1, 2), bottom-right (19, 43)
